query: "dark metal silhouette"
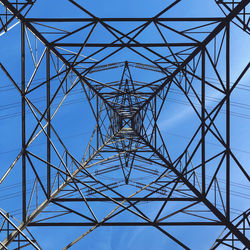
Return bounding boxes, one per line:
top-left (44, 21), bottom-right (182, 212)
top-left (0, 0), bottom-right (249, 248)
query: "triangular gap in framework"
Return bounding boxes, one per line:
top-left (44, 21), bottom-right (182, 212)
top-left (204, 26), bottom-right (228, 93)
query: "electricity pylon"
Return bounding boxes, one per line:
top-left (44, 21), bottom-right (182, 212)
top-left (0, 0), bottom-right (249, 249)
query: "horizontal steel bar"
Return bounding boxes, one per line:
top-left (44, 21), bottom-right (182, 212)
top-left (26, 17), bottom-right (225, 22)
top-left (52, 198), bottom-right (199, 202)
top-left (53, 43), bottom-right (197, 47)
top-left (29, 222), bottom-right (224, 226)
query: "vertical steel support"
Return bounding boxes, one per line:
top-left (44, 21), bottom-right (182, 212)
top-left (97, 96), bottom-right (99, 148)
top-left (226, 23), bottom-right (230, 221)
top-left (21, 21), bottom-right (26, 222)
top-left (154, 96), bottom-right (157, 148)
top-left (201, 48), bottom-right (206, 195)
top-left (47, 48), bottom-right (51, 197)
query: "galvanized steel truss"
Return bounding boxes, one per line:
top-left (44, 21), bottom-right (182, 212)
top-left (0, 0), bottom-right (249, 249)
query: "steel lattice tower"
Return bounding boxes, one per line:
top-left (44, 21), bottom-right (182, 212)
top-left (0, 0), bottom-right (249, 249)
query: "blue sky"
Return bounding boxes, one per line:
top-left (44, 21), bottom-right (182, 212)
top-left (0, 0), bottom-right (249, 249)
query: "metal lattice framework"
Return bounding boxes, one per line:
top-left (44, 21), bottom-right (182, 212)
top-left (0, 0), bottom-right (249, 249)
